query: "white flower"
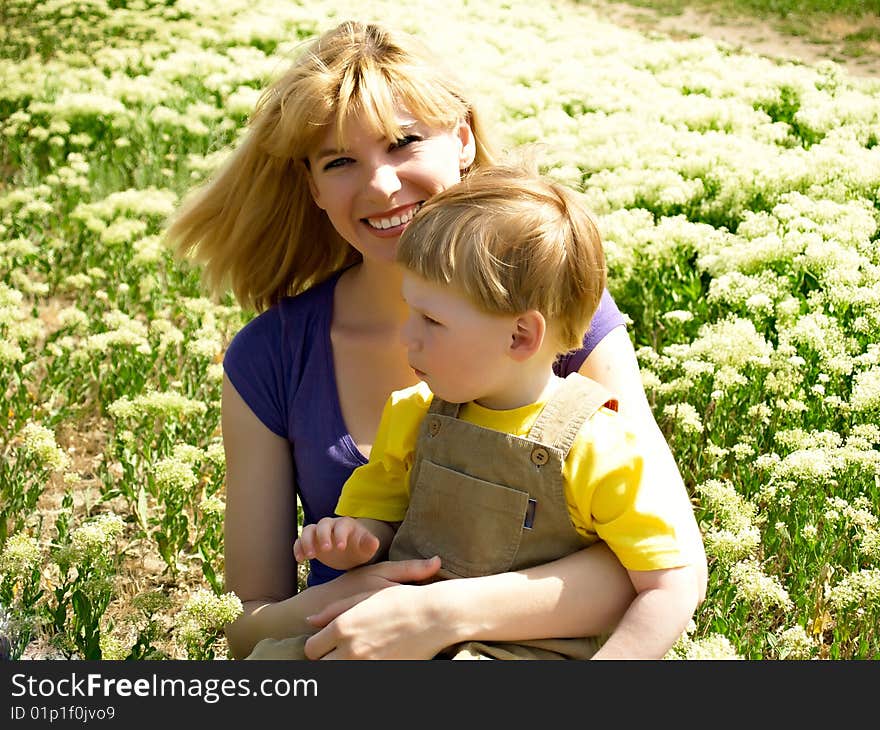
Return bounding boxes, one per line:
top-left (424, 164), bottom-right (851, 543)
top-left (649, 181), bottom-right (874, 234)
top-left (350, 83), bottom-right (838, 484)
top-left (0, 340), bottom-right (24, 364)
top-left (662, 402), bottom-right (704, 435)
top-left (0, 533), bottom-right (41, 578)
top-left (20, 422), bottom-right (70, 471)
top-left (704, 526), bottom-right (761, 565)
top-left (730, 559), bottom-right (793, 611)
top-left (153, 457), bottom-right (198, 492)
top-left (174, 589), bottom-right (243, 652)
top-left (99, 632), bottom-right (131, 661)
top-left (662, 309), bottom-right (694, 325)
top-left (684, 316), bottom-right (774, 370)
top-left (859, 530), bottom-right (880, 561)
top-left (773, 625), bottom-right (816, 660)
top-left (70, 514), bottom-right (125, 562)
top-left (826, 569), bottom-right (880, 611)
top-left (851, 367), bottom-right (880, 412)
top-left (667, 633), bottom-right (743, 660)
top-left (108, 390), bottom-right (208, 421)
top-left (199, 495), bottom-right (225, 516)
top-left (772, 448), bottom-right (843, 484)
top-left (204, 440), bottom-right (225, 467)
top-left (226, 84), bottom-right (262, 116)
top-left (100, 218), bottom-right (149, 246)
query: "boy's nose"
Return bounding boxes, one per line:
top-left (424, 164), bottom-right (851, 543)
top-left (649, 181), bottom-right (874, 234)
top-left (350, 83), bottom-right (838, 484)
top-left (400, 315), bottom-right (419, 349)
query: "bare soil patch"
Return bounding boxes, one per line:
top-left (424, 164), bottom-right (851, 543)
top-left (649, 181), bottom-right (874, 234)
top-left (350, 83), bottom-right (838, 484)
top-left (590, 1), bottom-right (880, 79)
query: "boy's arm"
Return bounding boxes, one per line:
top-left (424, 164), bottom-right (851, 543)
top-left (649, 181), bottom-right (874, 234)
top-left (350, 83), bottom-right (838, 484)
top-left (591, 564), bottom-right (699, 659)
top-left (293, 516), bottom-right (397, 571)
top-left (579, 328), bottom-right (707, 604)
top-left (357, 518), bottom-right (397, 561)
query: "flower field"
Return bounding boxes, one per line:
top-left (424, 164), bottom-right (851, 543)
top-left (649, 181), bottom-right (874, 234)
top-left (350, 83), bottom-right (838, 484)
top-left (1, 0), bottom-right (878, 660)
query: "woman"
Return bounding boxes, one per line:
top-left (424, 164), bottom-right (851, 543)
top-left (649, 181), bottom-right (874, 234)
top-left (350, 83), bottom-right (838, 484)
top-left (167, 20), bottom-right (706, 659)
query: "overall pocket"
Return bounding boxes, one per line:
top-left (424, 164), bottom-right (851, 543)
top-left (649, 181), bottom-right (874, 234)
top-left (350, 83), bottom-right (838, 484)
top-left (391, 460), bottom-right (529, 577)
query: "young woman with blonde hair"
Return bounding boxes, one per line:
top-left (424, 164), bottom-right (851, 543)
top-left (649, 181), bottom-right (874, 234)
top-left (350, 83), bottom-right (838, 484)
top-left (168, 20), bottom-right (706, 660)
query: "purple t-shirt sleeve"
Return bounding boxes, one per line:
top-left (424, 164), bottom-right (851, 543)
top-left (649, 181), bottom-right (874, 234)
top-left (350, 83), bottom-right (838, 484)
top-left (220, 273), bottom-right (357, 588)
top-left (553, 288), bottom-right (627, 377)
top-left (223, 307), bottom-right (289, 437)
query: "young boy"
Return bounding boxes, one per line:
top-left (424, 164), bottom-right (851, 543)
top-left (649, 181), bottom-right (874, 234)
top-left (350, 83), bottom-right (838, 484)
top-left (292, 165), bottom-right (701, 660)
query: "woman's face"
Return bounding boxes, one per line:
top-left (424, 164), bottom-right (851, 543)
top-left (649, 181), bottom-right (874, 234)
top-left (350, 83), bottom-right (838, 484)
top-left (306, 108), bottom-right (475, 265)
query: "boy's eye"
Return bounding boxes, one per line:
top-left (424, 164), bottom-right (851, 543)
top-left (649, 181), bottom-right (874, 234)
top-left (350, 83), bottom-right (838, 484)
top-left (422, 314), bottom-right (441, 326)
top-left (391, 134), bottom-right (422, 150)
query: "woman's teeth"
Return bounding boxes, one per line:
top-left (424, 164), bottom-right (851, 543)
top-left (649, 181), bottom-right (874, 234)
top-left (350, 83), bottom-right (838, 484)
top-left (366, 204), bottom-right (420, 230)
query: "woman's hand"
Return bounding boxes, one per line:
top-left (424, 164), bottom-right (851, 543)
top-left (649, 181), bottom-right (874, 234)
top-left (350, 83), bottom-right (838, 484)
top-left (303, 557), bottom-right (448, 659)
top-left (322, 555), bottom-right (442, 602)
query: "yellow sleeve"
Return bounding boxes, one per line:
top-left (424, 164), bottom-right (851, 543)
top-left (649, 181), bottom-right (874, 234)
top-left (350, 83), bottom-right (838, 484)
top-left (335, 382), bottom-right (433, 522)
top-left (565, 410), bottom-right (692, 571)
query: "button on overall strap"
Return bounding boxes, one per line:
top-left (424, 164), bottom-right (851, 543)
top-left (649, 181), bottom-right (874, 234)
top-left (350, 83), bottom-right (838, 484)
top-left (527, 374), bottom-right (618, 456)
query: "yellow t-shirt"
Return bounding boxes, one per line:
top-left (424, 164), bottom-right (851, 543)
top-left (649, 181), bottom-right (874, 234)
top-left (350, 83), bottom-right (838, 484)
top-left (336, 380), bottom-right (692, 571)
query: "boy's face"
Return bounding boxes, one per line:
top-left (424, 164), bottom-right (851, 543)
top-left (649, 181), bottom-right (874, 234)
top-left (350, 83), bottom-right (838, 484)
top-left (400, 271), bottom-right (516, 405)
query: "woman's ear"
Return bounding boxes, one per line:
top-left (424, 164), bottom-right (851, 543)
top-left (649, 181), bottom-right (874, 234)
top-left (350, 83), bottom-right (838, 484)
top-left (508, 310), bottom-right (546, 361)
top-left (457, 120), bottom-right (477, 171)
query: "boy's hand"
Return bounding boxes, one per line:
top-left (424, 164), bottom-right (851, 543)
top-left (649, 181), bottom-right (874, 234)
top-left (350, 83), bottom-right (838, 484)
top-left (293, 516), bottom-right (381, 571)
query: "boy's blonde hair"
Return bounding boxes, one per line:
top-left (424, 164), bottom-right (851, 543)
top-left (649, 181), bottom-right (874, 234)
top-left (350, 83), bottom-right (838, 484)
top-left (396, 165), bottom-right (606, 352)
top-left (166, 21), bottom-right (496, 312)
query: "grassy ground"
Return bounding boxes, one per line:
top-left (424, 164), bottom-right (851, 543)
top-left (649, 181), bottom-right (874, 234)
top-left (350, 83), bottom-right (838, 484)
top-left (599, 0), bottom-right (880, 62)
top-left (615, 0), bottom-right (880, 17)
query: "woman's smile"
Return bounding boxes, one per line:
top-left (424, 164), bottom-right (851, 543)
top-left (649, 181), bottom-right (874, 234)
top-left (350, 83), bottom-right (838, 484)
top-left (363, 202), bottom-right (423, 235)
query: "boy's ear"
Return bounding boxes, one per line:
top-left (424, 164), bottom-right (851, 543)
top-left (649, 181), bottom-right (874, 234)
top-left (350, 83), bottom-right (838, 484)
top-left (508, 311), bottom-right (546, 361)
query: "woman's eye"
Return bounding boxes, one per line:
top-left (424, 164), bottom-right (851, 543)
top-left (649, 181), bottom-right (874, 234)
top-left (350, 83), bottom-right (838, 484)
top-left (391, 134), bottom-right (422, 150)
top-left (323, 157), bottom-right (353, 171)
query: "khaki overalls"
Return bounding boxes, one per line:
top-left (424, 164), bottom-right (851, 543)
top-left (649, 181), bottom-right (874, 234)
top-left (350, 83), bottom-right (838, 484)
top-left (246, 373), bottom-right (617, 661)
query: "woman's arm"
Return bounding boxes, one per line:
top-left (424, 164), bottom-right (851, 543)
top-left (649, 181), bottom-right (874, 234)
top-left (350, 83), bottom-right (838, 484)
top-left (221, 374), bottom-right (299, 657)
top-left (302, 541), bottom-right (636, 659)
top-left (578, 325), bottom-right (708, 602)
top-left (221, 375), bottom-right (440, 658)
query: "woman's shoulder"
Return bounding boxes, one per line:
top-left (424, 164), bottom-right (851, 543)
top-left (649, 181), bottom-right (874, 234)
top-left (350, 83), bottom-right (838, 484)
top-left (554, 288), bottom-right (627, 376)
top-left (222, 272), bottom-right (341, 437)
top-left (227, 272), bottom-right (340, 355)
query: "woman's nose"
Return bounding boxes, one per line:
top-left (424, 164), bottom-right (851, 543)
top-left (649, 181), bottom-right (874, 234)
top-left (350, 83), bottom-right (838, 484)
top-left (366, 162), bottom-right (402, 197)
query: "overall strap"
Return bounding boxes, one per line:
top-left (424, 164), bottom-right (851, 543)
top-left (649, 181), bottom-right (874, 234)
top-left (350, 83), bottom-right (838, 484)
top-left (528, 374), bottom-right (618, 456)
top-left (427, 396), bottom-right (461, 418)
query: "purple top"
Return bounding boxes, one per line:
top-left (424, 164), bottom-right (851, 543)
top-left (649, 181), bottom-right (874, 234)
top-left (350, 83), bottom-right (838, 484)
top-left (224, 268), bottom-right (627, 586)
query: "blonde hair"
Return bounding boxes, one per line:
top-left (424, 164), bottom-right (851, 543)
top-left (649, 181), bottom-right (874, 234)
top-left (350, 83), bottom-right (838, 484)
top-left (396, 165), bottom-right (606, 352)
top-left (165, 21), bottom-right (496, 312)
